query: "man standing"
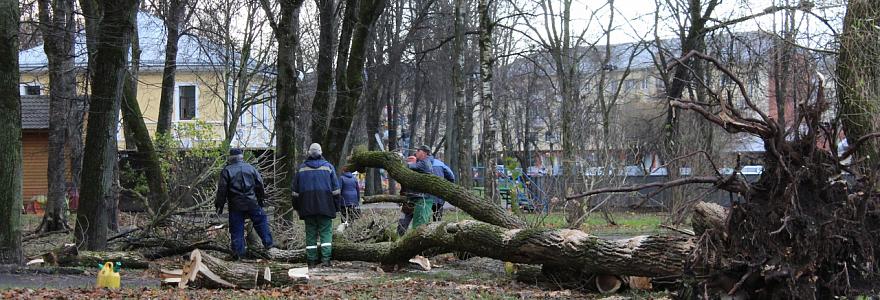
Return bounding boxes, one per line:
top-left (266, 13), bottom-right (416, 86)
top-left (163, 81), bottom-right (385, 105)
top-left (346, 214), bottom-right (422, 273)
top-left (292, 143), bottom-right (341, 268)
top-left (425, 147), bottom-right (455, 221)
top-left (338, 166), bottom-right (361, 224)
top-left (398, 146), bottom-right (433, 235)
top-left (215, 148), bottom-right (274, 260)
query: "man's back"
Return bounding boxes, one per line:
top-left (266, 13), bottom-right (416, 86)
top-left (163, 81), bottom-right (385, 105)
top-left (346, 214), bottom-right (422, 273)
top-left (292, 156), bottom-right (340, 219)
top-left (220, 160), bottom-right (265, 211)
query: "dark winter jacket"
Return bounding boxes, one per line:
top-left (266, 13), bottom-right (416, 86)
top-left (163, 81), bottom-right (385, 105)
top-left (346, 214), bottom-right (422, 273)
top-left (291, 155), bottom-right (341, 219)
top-left (216, 157), bottom-right (266, 212)
top-left (402, 157), bottom-right (433, 197)
top-left (339, 172), bottom-right (360, 207)
top-left (428, 156), bottom-right (456, 205)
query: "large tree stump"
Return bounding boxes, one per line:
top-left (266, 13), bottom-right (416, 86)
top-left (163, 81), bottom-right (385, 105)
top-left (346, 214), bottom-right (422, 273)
top-left (178, 249), bottom-right (307, 289)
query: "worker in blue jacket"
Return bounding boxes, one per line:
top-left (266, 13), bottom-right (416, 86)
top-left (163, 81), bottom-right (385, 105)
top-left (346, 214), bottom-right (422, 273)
top-left (427, 154), bottom-right (455, 221)
top-left (338, 166), bottom-right (361, 223)
top-left (291, 143), bottom-right (341, 268)
top-left (215, 148), bottom-right (274, 260)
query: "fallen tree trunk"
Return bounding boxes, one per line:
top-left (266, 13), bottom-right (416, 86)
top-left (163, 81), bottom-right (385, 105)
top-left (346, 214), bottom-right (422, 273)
top-left (41, 245), bottom-right (150, 269)
top-left (362, 194), bottom-right (408, 204)
top-left (271, 220), bottom-right (694, 277)
top-left (178, 249), bottom-right (307, 289)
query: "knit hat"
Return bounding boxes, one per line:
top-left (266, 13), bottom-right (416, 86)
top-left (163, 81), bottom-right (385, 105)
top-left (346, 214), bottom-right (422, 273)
top-left (416, 145), bottom-right (431, 155)
top-left (229, 148), bottom-right (243, 156)
top-left (308, 143), bottom-right (322, 157)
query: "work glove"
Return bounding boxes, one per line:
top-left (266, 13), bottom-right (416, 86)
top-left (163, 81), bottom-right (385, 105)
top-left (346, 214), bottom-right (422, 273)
top-left (215, 204), bottom-right (224, 216)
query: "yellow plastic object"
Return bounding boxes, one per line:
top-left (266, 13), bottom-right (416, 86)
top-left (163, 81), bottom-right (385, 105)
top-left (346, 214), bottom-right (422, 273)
top-left (96, 262), bottom-right (121, 288)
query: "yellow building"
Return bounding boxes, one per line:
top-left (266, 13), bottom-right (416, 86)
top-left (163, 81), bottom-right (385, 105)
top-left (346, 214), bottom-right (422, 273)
top-left (18, 11), bottom-right (274, 201)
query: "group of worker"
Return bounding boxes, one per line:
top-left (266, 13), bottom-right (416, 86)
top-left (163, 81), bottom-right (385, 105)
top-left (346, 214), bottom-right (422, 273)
top-left (214, 144), bottom-right (454, 268)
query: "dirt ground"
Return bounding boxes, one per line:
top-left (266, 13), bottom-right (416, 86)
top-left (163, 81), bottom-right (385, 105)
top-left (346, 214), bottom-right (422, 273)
top-left (5, 211), bottom-right (673, 299)
top-left (0, 255), bottom-right (669, 299)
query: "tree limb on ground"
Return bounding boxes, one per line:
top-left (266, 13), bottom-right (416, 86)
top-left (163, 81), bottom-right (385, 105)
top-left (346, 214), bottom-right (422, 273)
top-left (362, 194), bottom-right (409, 204)
top-left (270, 220), bottom-right (696, 277)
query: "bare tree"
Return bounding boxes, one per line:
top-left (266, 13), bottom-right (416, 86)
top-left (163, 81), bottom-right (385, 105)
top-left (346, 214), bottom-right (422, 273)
top-left (36, 0), bottom-right (76, 232)
top-left (154, 0), bottom-right (195, 136)
top-left (192, 0), bottom-right (275, 145)
top-left (321, 0), bottom-right (387, 166)
top-left (0, 0), bottom-right (22, 264)
top-left (76, 0), bottom-right (138, 250)
top-left (260, 0), bottom-right (306, 223)
top-left (121, 5), bottom-right (171, 219)
top-left (307, 0), bottom-right (337, 143)
top-left (837, 0), bottom-right (880, 182)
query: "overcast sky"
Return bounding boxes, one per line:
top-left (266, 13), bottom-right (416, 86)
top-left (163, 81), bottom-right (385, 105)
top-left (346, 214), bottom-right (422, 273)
top-left (531, 0), bottom-right (846, 47)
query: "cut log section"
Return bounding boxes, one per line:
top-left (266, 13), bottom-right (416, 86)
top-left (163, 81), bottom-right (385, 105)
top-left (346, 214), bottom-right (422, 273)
top-left (176, 249), bottom-right (307, 289)
top-left (595, 274), bottom-right (623, 293)
top-left (408, 255), bottom-right (431, 271)
top-left (40, 245), bottom-right (150, 269)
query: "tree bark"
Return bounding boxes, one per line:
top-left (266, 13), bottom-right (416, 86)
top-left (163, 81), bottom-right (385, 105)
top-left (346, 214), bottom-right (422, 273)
top-left (271, 220), bottom-right (693, 277)
top-left (346, 151), bottom-right (526, 228)
top-left (41, 245), bottom-right (150, 269)
top-left (122, 20), bottom-right (170, 219)
top-left (37, 0), bottom-right (76, 232)
top-left (363, 194), bottom-right (408, 204)
top-left (477, 0), bottom-right (496, 201)
top-left (261, 0), bottom-right (306, 224)
top-left (451, 0), bottom-right (473, 189)
top-left (0, 0), bottom-right (22, 264)
top-left (837, 0), bottom-right (880, 179)
top-left (76, 0), bottom-right (138, 251)
top-left (322, 0), bottom-right (387, 167)
top-left (308, 0), bottom-right (337, 143)
top-left (156, 0), bottom-right (187, 136)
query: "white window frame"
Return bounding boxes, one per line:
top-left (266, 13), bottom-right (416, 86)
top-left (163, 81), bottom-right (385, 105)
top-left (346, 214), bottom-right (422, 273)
top-left (174, 82), bottom-right (200, 122)
top-left (19, 83), bottom-right (43, 96)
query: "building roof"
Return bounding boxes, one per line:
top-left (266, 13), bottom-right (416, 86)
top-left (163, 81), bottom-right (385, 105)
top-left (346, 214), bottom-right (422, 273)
top-left (19, 11), bottom-right (222, 71)
top-left (21, 95), bottom-right (49, 130)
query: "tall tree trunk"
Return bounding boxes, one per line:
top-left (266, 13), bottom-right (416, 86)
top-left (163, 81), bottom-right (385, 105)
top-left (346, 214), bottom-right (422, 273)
top-left (76, 0), bottom-right (138, 250)
top-left (122, 13), bottom-right (170, 218)
top-left (477, 0), bottom-right (495, 201)
top-left (451, 0), bottom-right (473, 189)
top-left (37, 0), bottom-right (76, 232)
top-left (78, 0), bottom-right (99, 68)
top-left (323, 0), bottom-right (387, 167)
top-left (837, 0), bottom-right (880, 181)
top-left (156, 0), bottom-right (186, 136)
top-left (261, 0), bottom-right (305, 223)
top-left (67, 98), bottom-right (85, 192)
top-left (387, 94), bottom-right (398, 195)
top-left (0, 0), bottom-right (22, 264)
top-left (308, 0), bottom-right (337, 143)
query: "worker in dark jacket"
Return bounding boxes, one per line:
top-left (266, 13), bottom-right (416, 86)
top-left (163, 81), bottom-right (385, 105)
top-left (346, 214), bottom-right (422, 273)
top-left (292, 143), bottom-right (341, 268)
top-left (397, 145), bottom-right (433, 235)
top-left (427, 155), bottom-right (455, 221)
top-left (338, 167), bottom-right (361, 223)
top-left (215, 148), bottom-right (274, 259)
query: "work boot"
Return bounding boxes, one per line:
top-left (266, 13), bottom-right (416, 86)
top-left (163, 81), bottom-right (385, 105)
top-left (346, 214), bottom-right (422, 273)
top-left (307, 260), bottom-right (319, 269)
top-left (322, 260), bottom-right (332, 268)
